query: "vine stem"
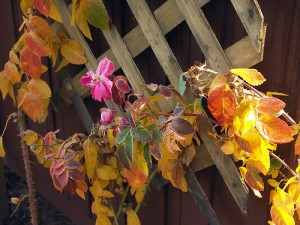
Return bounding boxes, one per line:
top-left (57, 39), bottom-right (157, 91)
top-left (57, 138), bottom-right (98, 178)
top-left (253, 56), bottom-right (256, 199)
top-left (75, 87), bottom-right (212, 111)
top-left (135, 166), bottom-right (158, 213)
top-left (17, 109), bottom-right (38, 225)
top-left (113, 184), bottom-right (130, 225)
top-left (269, 150), bottom-right (299, 178)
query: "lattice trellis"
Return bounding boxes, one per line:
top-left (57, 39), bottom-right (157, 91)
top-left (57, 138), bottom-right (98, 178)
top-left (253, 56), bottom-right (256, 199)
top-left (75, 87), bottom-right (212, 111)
top-left (51, 0), bottom-right (266, 224)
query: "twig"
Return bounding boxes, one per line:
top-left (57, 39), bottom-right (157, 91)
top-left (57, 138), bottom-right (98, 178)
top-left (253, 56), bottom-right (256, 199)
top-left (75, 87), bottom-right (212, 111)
top-left (10, 195), bottom-right (28, 218)
top-left (269, 150), bottom-right (298, 178)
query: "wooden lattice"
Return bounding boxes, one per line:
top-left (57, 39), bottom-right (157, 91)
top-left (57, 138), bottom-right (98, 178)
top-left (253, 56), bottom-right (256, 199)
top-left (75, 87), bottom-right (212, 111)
top-left (51, 0), bottom-right (266, 224)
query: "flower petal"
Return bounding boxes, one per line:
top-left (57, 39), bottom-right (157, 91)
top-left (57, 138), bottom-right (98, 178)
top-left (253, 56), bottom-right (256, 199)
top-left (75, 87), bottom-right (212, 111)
top-left (80, 75), bottom-right (93, 87)
top-left (96, 57), bottom-right (114, 77)
top-left (101, 76), bottom-right (113, 100)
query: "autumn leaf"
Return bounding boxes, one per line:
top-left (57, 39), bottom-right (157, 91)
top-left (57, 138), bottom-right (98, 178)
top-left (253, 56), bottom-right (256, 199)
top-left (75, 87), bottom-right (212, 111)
top-left (79, 0), bottom-right (109, 30)
top-left (22, 93), bottom-right (44, 121)
top-left (0, 136), bottom-right (5, 158)
top-left (131, 98), bottom-right (150, 112)
top-left (270, 206), bottom-right (295, 225)
top-left (171, 117), bottom-right (194, 135)
top-left (61, 39), bottom-right (87, 65)
top-left (273, 189), bottom-right (294, 215)
top-left (127, 210), bottom-right (141, 225)
top-left (83, 137), bottom-right (99, 180)
top-left (208, 84), bottom-right (237, 128)
top-left (96, 165), bottom-right (117, 180)
top-left (95, 213), bottom-right (112, 225)
top-left (25, 31), bottom-right (50, 57)
top-left (32, 0), bottom-right (50, 16)
top-left (49, 0), bottom-right (62, 22)
top-left (163, 130), bottom-right (185, 153)
top-left (21, 0), bottom-right (33, 16)
top-left (27, 79), bottom-right (51, 99)
top-left (26, 16), bottom-right (51, 38)
top-left (256, 97), bottom-right (286, 115)
top-left (20, 47), bottom-right (42, 79)
top-left (4, 61), bottom-right (21, 84)
top-left (257, 115), bottom-right (293, 144)
top-left (0, 71), bottom-right (13, 100)
top-left (9, 51), bottom-right (19, 65)
top-left (230, 68), bottom-right (266, 86)
top-left (220, 140), bottom-right (235, 155)
top-left (295, 134), bottom-right (300, 155)
top-left (23, 130), bottom-right (38, 146)
top-left (245, 169), bottom-right (264, 192)
top-left (75, 8), bottom-right (92, 40)
top-left (167, 161), bottom-right (188, 192)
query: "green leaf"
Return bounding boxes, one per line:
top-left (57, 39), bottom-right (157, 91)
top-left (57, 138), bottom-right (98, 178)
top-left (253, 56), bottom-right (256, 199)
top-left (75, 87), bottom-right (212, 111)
top-left (131, 126), bottom-right (152, 143)
top-left (151, 127), bottom-right (162, 143)
top-left (143, 144), bottom-right (152, 168)
top-left (116, 125), bottom-right (131, 145)
top-left (125, 134), bottom-right (133, 162)
top-left (117, 145), bottom-right (131, 170)
top-left (80, 0), bottom-right (109, 30)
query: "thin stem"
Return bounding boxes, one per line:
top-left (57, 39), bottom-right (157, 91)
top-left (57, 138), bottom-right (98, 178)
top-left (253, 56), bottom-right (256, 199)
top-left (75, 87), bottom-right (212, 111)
top-left (269, 150), bottom-right (298, 178)
top-left (135, 166), bottom-right (158, 213)
top-left (0, 113), bottom-right (15, 137)
top-left (10, 195), bottom-right (28, 218)
top-left (113, 184), bottom-right (130, 225)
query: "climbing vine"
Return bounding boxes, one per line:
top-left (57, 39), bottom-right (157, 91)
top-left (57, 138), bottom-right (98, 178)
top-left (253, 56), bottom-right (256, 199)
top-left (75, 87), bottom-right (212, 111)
top-left (0, 1), bottom-right (299, 225)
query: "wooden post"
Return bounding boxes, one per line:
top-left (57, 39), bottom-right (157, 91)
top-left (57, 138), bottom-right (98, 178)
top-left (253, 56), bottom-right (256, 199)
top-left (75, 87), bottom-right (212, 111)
top-left (0, 158), bottom-right (9, 221)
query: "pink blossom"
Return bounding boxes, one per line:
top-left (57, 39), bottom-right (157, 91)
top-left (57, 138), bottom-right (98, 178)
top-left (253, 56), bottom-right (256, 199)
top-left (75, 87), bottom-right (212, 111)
top-left (100, 108), bottom-right (116, 125)
top-left (80, 57), bottom-right (114, 102)
top-left (118, 118), bottom-right (129, 133)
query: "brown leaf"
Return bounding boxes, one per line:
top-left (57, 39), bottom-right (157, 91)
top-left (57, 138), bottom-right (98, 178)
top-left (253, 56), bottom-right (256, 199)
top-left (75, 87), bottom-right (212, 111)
top-left (20, 47), bottom-right (42, 79)
top-left (167, 161), bottom-right (188, 192)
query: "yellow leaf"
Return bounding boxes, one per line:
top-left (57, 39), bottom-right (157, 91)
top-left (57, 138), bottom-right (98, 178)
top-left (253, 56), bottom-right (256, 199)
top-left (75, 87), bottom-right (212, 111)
top-left (230, 68), bottom-right (266, 86)
top-left (270, 205), bottom-right (295, 225)
top-left (135, 189), bottom-right (145, 203)
top-left (220, 140), bottom-right (235, 155)
top-left (0, 136), bottom-right (5, 158)
top-left (75, 8), bottom-right (92, 40)
top-left (51, 42), bottom-right (60, 67)
top-left (5, 61), bottom-right (21, 84)
top-left (107, 129), bottom-right (114, 148)
top-left (83, 138), bottom-right (99, 180)
top-left (61, 39), bottom-right (87, 65)
top-left (288, 181), bottom-right (300, 204)
top-left (274, 189), bottom-right (295, 215)
top-left (90, 180), bottom-right (113, 198)
top-left (249, 136), bottom-right (270, 175)
top-left (96, 212), bottom-right (112, 225)
top-left (23, 130), bottom-right (38, 145)
top-left (127, 210), bottom-right (141, 225)
top-left (76, 189), bottom-right (86, 200)
top-left (71, 0), bottom-right (77, 25)
top-left (55, 57), bottom-right (69, 72)
top-left (49, 0), bottom-right (62, 22)
top-left (96, 165), bottom-right (118, 180)
top-left (267, 179), bottom-right (279, 188)
top-left (28, 79), bottom-right (52, 99)
top-left (20, 0), bottom-right (33, 16)
top-left (0, 71), bottom-right (12, 100)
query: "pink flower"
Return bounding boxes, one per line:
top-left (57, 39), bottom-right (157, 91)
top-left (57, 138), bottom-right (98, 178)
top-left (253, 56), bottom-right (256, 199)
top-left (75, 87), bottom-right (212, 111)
top-left (100, 108), bottom-right (116, 125)
top-left (80, 57), bottom-right (114, 102)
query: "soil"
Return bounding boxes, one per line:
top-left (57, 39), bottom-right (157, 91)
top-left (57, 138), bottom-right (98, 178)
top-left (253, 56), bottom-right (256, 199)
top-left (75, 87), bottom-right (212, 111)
top-left (1, 165), bottom-right (74, 225)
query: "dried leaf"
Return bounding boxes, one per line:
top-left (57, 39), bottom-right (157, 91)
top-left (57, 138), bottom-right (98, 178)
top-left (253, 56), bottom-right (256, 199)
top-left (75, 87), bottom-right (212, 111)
top-left (149, 142), bottom-right (161, 159)
top-left (257, 115), bottom-right (293, 144)
top-left (61, 39), bottom-right (87, 65)
top-left (32, 0), bottom-right (50, 16)
top-left (20, 47), bottom-right (42, 79)
top-left (230, 68), bottom-right (266, 86)
top-left (80, 0), bottom-right (109, 30)
top-left (171, 117), bottom-right (194, 135)
top-left (26, 16), bottom-right (51, 37)
top-left (257, 97), bottom-right (286, 115)
top-left (167, 161), bottom-right (188, 192)
top-left (208, 84), bottom-right (237, 128)
top-left (9, 50), bottom-right (19, 64)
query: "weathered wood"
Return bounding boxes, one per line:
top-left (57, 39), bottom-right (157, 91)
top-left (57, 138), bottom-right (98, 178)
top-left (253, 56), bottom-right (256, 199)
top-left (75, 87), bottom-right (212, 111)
top-left (0, 159), bottom-right (9, 221)
top-left (52, 0), bottom-right (123, 116)
top-left (190, 144), bottom-right (215, 172)
top-left (230, 0), bottom-right (266, 53)
top-left (126, 0), bottom-right (183, 89)
top-left (175, 0), bottom-right (231, 73)
top-left (185, 166), bottom-right (221, 225)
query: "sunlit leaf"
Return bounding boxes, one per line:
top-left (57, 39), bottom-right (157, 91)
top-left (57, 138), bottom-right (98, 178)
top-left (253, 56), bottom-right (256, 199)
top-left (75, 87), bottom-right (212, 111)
top-left (20, 47), bottom-right (42, 79)
top-left (167, 161), bottom-right (188, 192)
top-left (267, 179), bottom-right (279, 188)
top-left (96, 165), bottom-right (117, 180)
top-left (257, 97), bottom-right (285, 115)
top-left (220, 140), bottom-right (235, 155)
top-left (27, 79), bottom-right (51, 99)
top-left (295, 134), bottom-right (300, 156)
top-left (249, 136), bottom-right (270, 175)
top-left (4, 61), bottom-right (21, 84)
top-left (127, 210), bottom-right (141, 225)
top-left (75, 8), bottom-right (92, 40)
top-left (271, 205), bottom-right (295, 225)
top-left (49, 0), bottom-right (62, 22)
top-left (80, 0), bottom-right (109, 30)
top-left (257, 115), bottom-right (293, 144)
top-left (234, 134), bottom-right (253, 153)
top-left (83, 137), bottom-right (99, 180)
top-left (171, 117), bottom-right (194, 135)
top-left (26, 16), bottom-right (51, 37)
top-left (208, 84), bottom-right (237, 128)
top-left (32, 0), bottom-right (50, 16)
top-left (209, 74), bottom-right (227, 94)
top-left (61, 39), bottom-right (87, 65)
top-left (245, 170), bottom-right (264, 191)
top-left (230, 68), bottom-right (266, 86)
top-left (0, 136), bottom-right (5, 158)
top-left (131, 126), bottom-right (152, 142)
top-left (273, 189), bottom-right (295, 215)
top-left (288, 180), bottom-right (300, 204)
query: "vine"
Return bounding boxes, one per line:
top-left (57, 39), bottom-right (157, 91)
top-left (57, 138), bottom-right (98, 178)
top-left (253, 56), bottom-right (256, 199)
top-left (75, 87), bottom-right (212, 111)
top-left (0, 1), bottom-right (299, 225)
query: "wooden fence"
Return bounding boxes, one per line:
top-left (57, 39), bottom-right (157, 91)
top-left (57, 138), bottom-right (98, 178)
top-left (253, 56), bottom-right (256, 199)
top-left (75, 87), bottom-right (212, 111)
top-left (1, 0), bottom-right (299, 225)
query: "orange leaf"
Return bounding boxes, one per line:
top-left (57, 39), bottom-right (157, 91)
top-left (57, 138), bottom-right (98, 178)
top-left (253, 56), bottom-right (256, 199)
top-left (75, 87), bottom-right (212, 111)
top-left (257, 115), bottom-right (293, 144)
top-left (32, 0), bottom-right (50, 16)
top-left (208, 84), bottom-right (237, 128)
top-left (25, 31), bottom-right (50, 57)
top-left (9, 50), bottom-right (19, 64)
top-left (61, 39), bottom-right (87, 65)
top-left (256, 97), bottom-right (286, 115)
top-left (245, 170), bottom-right (264, 191)
top-left (220, 140), bottom-right (235, 155)
top-left (295, 134), bottom-right (300, 155)
top-left (20, 47), bottom-right (42, 79)
top-left (4, 61), bottom-right (21, 84)
top-left (26, 16), bottom-right (51, 37)
top-left (22, 93), bottom-right (44, 121)
top-left (270, 206), bottom-right (295, 225)
top-left (125, 162), bottom-right (148, 190)
top-left (167, 161), bottom-right (188, 192)
top-left (230, 68), bottom-right (266, 86)
top-left (27, 79), bottom-right (51, 99)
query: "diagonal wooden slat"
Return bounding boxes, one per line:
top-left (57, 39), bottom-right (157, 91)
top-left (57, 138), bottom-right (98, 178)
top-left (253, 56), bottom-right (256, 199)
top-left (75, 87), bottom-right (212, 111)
top-left (230, 0), bottom-right (266, 53)
top-left (126, 0), bottom-right (183, 89)
top-left (52, 0), bottom-right (123, 116)
top-left (174, 0), bottom-right (232, 73)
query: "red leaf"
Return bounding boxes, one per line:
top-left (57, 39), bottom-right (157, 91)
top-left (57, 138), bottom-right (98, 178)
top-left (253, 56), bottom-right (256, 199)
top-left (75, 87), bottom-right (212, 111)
top-left (257, 115), bottom-right (293, 144)
top-left (159, 85), bottom-right (171, 98)
top-left (54, 170), bottom-right (69, 190)
top-left (149, 142), bottom-right (161, 159)
top-left (295, 134), bottom-right (300, 155)
top-left (66, 179), bottom-right (77, 194)
top-left (26, 16), bottom-right (51, 37)
top-left (69, 169), bottom-right (85, 180)
top-left (32, 0), bottom-right (50, 16)
top-left (115, 77), bottom-right (130, 93)
top-left (111, 85), bottom-right (122, 106)
top-left (245, 170), bottom-right (264, 191)
top-left (131, 98), bottom-right (150, 112)
top-left (256, 97), bottom-right (285, 115)
top-left (20, 47), bottom-right (42, 79)
top-left (208, 84), bottom-right (237, 128)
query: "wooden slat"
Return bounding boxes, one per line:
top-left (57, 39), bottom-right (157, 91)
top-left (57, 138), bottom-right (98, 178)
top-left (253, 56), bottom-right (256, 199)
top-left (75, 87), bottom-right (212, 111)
top-left (230, 0), bottom-right (266, 53)
top-left (52, 0), bottom-right (262, 111)
top-left (126, 0), bottom-right (183, 89)
top-left (175, 0), bottom-right (231, 73)
top-left (52, 0), bottom-right (123, 116)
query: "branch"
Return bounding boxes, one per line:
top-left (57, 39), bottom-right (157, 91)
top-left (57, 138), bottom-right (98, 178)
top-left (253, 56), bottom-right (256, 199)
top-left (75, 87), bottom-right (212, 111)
top-left (269, 150), bottom-right (298, 178)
